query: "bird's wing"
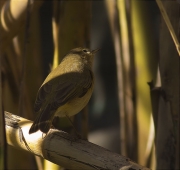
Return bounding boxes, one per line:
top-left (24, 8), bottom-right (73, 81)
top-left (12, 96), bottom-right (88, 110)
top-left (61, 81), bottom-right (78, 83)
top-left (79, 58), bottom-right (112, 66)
top-left (34, 70), bottom-right (93, 112)
top-left (29, 70), bottom-right (93, 134)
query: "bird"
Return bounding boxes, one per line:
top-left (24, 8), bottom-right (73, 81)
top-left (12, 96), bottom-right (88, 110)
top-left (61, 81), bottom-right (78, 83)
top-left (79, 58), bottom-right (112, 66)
top-left (29, 47), bottom-right (99, 134)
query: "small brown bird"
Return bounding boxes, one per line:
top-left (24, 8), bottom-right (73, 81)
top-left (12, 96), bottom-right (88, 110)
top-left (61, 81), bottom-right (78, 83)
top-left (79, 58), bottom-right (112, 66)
top-left (29, 47), bottom-right (98, 134)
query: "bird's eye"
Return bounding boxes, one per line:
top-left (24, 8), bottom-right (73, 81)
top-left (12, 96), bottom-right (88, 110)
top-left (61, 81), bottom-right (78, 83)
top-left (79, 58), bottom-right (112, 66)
top-left (82, 49), bottom-right (88, 53)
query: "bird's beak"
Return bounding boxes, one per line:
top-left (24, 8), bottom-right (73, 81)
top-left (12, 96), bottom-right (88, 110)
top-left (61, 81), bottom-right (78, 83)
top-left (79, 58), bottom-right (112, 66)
top-left (91, 48), bottom-right (100, 54)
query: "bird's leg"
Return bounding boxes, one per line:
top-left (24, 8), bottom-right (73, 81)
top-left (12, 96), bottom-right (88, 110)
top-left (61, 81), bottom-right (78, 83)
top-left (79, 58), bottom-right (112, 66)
top-left (65, 115), bottom-right (82, 139)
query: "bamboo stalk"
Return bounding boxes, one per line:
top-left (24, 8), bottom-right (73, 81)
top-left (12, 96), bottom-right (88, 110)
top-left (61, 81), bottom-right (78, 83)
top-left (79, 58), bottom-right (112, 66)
top-left (157, 1), bottom-right (180, 169)
top-left (0, 49), bottom-right (7, 170)
top-left (156, 0), bottom-right (180, 56)
top-left (0, 0), bottom-right (43, 51)
top-left (117, 0), bottom-right (137, 161)
top-left (105, 0), bottom-right (126, 157)
top-left (5, 111), bottom-right (150, 170)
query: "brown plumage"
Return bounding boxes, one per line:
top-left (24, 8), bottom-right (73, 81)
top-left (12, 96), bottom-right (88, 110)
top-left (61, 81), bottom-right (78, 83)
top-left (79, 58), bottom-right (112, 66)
top-left (29, 47), bottom-right (98, 134)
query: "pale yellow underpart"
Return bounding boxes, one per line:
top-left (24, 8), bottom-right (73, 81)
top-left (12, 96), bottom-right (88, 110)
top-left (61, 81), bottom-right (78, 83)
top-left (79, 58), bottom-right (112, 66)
top-left (54, 85), bottom-right (93, 117)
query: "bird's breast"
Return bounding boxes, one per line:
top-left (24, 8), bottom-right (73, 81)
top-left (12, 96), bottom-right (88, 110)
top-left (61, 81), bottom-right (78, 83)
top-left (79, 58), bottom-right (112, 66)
top-left (54, 85), bottom-right (93, 117)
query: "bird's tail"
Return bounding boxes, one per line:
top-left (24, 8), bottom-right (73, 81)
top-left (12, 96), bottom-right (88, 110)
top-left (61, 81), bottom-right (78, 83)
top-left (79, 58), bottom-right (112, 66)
top-left (29, 105), bottom-right (55, 134)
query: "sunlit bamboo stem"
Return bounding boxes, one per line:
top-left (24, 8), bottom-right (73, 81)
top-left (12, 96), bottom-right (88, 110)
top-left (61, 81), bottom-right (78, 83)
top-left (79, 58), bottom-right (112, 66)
top-left (5, 111), bottom-right (150, 170)
top-left (0, 0), bottom-right (43, 51)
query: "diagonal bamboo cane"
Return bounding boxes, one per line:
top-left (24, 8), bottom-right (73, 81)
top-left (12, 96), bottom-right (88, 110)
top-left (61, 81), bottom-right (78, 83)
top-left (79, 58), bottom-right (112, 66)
top-left (5, 111), bottom-right (150, 170)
